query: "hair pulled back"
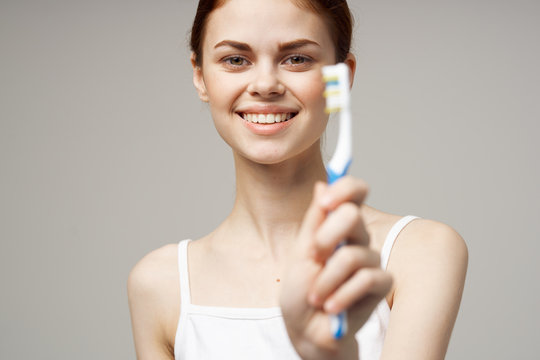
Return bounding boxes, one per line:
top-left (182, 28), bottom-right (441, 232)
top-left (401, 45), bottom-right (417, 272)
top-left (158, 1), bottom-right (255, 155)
top-left (189, 0), bottom-right (353, 66)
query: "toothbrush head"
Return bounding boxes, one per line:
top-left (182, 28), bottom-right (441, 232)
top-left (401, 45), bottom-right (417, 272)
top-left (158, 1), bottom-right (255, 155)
top-left (322, 63), bottom-right (351, 114)
top-left (322, 63), bottom-right (353, 184)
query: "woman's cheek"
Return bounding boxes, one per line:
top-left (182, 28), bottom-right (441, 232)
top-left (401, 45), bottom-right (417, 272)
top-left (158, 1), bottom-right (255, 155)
top-left (288, 72), bottom-right (325, 105)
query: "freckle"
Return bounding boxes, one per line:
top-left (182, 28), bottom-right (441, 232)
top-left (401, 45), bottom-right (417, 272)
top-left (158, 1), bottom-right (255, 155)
top-left (276, 278), bottom-right (280, 282)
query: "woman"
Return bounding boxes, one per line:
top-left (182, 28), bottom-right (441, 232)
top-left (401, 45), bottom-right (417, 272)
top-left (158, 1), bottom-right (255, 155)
top-left (128, 0), bottom-right (468, 359)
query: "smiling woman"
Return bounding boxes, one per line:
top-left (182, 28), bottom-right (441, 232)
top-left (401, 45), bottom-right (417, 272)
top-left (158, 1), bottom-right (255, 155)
top-left (127, 1), bottom-right (468, 359)
top-left (194, 0), bottom-right (338, 166)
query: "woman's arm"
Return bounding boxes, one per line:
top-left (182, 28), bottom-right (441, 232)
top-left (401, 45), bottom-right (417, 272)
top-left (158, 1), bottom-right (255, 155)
top-left (127, 246), bottom-right (178, 360)
top-left (381, 220), bottom-right (468, 359)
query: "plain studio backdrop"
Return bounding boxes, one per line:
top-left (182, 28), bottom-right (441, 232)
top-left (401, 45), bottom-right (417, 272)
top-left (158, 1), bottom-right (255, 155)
top-left (1, 0), bottom-right (539, 358)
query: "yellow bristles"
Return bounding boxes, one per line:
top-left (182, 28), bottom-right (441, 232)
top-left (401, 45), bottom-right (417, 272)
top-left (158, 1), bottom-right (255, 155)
top-left (325, 106), bottom-right (342, 114)
top-left (324, 90), bottom-right (341, 98)
top-left (323, 75), bottom-right (339, 82)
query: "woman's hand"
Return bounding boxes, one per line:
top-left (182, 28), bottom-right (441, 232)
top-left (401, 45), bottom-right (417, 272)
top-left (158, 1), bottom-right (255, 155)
top-left (280, 177), bottom-right (393, 360)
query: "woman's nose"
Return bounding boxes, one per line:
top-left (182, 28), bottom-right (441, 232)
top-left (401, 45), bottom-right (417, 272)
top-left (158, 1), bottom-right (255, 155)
top-left (247, 64), bottom-right (285, 98)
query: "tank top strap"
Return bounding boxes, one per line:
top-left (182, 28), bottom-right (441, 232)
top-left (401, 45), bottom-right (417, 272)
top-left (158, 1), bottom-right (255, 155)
top-left (380, 216), bottom-right (420, 270)
top-left (177, 239), bottom-right (193, 310)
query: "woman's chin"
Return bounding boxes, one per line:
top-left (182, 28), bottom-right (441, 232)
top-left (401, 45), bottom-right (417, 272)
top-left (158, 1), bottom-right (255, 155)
top-left (235, 151), bottom-right (291, 166)
top-left (234, 142), bottom-right (322, 168)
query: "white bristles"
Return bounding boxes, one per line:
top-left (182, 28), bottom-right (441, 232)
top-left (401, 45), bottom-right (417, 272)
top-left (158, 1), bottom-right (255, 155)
top-left (322, 63), bottom-right (351, 113)
top-left (322, 63), bottom-right (352, 178)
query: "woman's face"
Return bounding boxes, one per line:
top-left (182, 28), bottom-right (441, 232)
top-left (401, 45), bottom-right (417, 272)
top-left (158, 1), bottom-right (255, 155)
top-left (193, 0), bottom-right (339, 165)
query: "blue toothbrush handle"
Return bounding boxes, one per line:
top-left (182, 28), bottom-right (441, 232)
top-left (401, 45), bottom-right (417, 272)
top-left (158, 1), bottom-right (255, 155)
top-left (330, 240), bottom-right (348, 339)
top-left (326, 162), bottom-right (351, 339)
top-left (327, 164), bottom-right (349, 185)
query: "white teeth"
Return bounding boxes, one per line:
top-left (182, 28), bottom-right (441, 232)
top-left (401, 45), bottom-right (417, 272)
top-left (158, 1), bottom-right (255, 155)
top-left (241, 113), bottom-right (295, 124)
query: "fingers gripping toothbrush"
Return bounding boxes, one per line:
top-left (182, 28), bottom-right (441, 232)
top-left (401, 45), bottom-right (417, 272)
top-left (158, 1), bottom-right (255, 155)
top-left (322, 63), bottom-right (352, 340)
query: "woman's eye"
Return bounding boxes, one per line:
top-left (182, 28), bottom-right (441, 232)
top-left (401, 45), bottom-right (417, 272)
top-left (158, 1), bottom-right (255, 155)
top-left (289, 56), bottom-right (306, 65)
top-left (225, 56), bottom-right (246, 66)
top-left (283, 55), bottom-right (313, 68)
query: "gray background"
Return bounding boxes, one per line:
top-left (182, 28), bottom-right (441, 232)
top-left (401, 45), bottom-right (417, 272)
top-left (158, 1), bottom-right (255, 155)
top-left (1, 0), bottom-right (538, 358)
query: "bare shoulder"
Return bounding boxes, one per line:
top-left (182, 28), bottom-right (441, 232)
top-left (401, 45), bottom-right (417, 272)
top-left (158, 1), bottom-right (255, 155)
top-left (387, 217), bottom-right (469, 308)
top-left (127, 243), bottom-right (180, 358)
top-left (364, 206), bottom-right (468, 308)
top-left (391, 218), bottom-right (468, 272)
top-left (365, 205), bottom-right (468, 270)
top-left (128, 243), bottom-right (179, 291)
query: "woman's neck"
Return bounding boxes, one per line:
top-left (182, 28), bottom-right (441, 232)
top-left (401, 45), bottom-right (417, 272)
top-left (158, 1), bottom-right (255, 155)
top-left (214, 145), bottom-right (327, 259)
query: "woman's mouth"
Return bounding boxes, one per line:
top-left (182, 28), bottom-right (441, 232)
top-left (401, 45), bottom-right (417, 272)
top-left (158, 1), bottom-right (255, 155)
top-left (239, 112), bottom-right (297, 124)
top-left (237, 111), bottom-right (297, 135)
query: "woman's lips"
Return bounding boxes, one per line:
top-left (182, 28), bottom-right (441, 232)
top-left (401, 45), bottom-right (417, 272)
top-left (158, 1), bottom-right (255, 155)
top-left (238, 112), bottom-right (297, 135)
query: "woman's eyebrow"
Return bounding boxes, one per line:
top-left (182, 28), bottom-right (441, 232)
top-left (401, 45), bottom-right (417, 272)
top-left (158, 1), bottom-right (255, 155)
top-left (214, 40), bottom-right (251, 51)
top-left (213, 39), bottom-right (320, 52)
top-left (278, 39), bottom-right (320, 51)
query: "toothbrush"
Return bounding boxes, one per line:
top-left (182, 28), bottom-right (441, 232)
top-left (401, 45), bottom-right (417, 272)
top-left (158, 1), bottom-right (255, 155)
top-left (322, 63), bottom-right (352, 340)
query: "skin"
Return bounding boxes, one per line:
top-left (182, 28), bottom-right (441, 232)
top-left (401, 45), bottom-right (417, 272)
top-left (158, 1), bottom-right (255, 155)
top-left (127, 0), bottom-right (469, 359)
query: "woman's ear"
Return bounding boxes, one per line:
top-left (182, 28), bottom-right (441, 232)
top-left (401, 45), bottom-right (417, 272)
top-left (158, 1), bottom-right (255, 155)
top-left (344, 53), bottom-right (357, 88)
top-left (191, 52), bottom-right (209, 102)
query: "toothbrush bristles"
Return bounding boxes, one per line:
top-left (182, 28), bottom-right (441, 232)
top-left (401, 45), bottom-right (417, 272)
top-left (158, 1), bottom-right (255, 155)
top-left (325, 107), bottom-right (342, 114)
top-left (323, 90), bottom-right (341, 97)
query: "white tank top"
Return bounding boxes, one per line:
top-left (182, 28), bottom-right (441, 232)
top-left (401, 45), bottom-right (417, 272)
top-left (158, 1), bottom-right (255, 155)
top-left (174, 215), bottom-right (419, 359)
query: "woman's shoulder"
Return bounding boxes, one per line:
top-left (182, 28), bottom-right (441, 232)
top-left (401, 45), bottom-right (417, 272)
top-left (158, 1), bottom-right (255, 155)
top-left (365, 207), bottom-right (467, 259)
top-left (385, 216), bottom-right (468, 308)
top-left (128, 242), bottom-right (181, 353)
top-left (127, 238), bottom-right (208, 300)
top-left (390, 217), bottom-right (468, 265)
top-left (365, 208), bottom-right (468, 307)
top-left (128, 243), bottom-right (180, 290)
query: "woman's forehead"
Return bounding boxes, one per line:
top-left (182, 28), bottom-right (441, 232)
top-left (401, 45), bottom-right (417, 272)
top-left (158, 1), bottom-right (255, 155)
top-left (203, 0), bottom-right (333, 51)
